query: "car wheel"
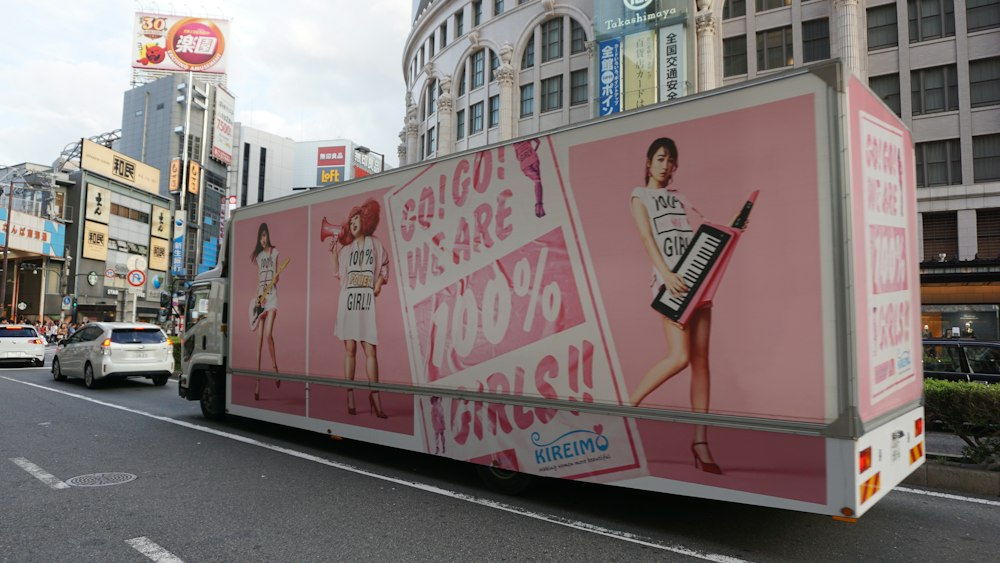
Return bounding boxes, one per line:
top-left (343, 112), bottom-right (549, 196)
top-left (475, 464), bottom-right (533, 495)
top-left (52, 359), bottom-right (66, 381)
top-left (152, 374), bottom-right (169, 386)
top-left (83, 363), bottom-right (98, 389)
top-left (200, 373), bottom-right (226, 421)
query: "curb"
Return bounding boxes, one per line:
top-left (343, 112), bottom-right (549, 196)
top-left (904, 459), bottom-right (1000, 497)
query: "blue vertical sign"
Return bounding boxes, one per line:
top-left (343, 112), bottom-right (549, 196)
top-left (599, 38), bottom-right (621, 116)
top-left (171, 214), bottom-right (186, 275)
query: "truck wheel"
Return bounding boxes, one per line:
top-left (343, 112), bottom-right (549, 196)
top-left (152, 374), bottom-right (169, 386)
top-left (52, 359), bottom-right (66, 381)
top-left (475, 465), bottom-right (533, 495)
top-left (200, 374), bottom-right (226, 420)
top-left (84, 363), bottom-right (98, 389)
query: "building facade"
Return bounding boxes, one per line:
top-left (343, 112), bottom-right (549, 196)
top-left (403, 0), bottom-right (1000, 338)
top-left (119, 73), bottom-right (230, 278)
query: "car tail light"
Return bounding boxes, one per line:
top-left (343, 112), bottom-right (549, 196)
top-left (859, 447), bottom-right (872, 473)
top-left (29, 339), bottom-right (44, 345)
top-left (101, 338), bottom-right (112, 355)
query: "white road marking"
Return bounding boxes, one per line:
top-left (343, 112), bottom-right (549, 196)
top-left (126, 537), bottom-right (185, 563)
top-left (896, 486), bottom-right (1000, 507)
top-left (10, 457), bottom-right (70, 489)
top-left (4, 377), bottom-right (745, 561)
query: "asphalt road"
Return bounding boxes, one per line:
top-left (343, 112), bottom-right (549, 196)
top-left (1, 359), bottom-right (998, 563)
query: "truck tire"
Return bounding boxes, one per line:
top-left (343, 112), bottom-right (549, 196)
top-left (84, 363), bottom-right (99, 389)
top-left (200, 374), bottom-right (226, 420)
top-left (52, 359), bottom-right (66, 381)
top-left (475, 465), bottom-right (533, 495)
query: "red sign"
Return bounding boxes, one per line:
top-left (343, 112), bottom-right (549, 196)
top-left (317, 147), bottom-right (346, 166)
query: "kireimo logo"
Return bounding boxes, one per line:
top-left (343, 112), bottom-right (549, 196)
top-left (624, 0), bottom-right (654, 10)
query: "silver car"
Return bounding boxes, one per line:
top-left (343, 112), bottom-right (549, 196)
top-left (52, 322), bottom-right (173, 388)
top-left (0, 324), bottom-right (46, 367)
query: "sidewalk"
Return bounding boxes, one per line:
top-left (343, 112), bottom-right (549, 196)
top-left (908, 431), bottom-right (1000, 497)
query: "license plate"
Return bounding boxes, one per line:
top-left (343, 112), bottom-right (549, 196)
top-left (133, 352), bottom-right (148, 359)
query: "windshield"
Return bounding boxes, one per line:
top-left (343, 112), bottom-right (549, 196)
top-left (111, 328), bottom-right (167, 344)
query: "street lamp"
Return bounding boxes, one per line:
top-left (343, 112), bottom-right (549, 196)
top-left (354, 145), bottom-right (385, 174)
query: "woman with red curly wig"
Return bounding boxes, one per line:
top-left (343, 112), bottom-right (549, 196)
top-left (330, 199), bottom-right (390, 418)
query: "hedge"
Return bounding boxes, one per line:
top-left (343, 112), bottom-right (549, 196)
top-left (924, 379), bottom-right (1000, 465)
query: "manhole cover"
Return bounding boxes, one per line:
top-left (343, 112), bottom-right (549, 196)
top-left (66, 473), bottom-right (137, 487)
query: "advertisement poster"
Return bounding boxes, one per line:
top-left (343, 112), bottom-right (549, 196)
top-left (211, 87), bottom-right (235, 166)
top-left (848, 78), bottom-right (922, 421)
top-left (85, 185), bottom-right (110, 224)
top-left (82, 220), bottom-right (109, 261)
top-left (132, 12), bottom-right (228, 74)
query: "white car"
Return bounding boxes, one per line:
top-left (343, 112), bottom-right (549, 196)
top-left (52, 322), bottom-right (173, 388)
top-left (0, 324), bottom-right (46, 367)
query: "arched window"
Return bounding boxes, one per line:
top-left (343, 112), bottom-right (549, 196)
top-left (471, 49), bottom-right (486, 89)
top-left (425, 79), bottom-right (438, 117)
top-left (521, 40), bottom-right (534, 69)
top-left (490, 51), bottom-right (500, 82)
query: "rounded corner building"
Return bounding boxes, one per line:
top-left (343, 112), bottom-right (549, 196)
top-left (402, 0), bottom-right (1000, 338)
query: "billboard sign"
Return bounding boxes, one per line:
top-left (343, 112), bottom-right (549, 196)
top-left (133, 12), bottom-right (229, 74)
top-left (317, 146), bottom-right (347, 185)
top-left (83, 221), bottom-right (109, 261)
top-left (0, 210), bottom-right (66, 257)
top-left (598, 38), bottom-right (621, 116)
top-left (211, 86), bottom-right (235, 165)
top-left (658, 24), bottom-right (686, 101)
top-left (151, 204), bottom-right (171, 240)
top-left (623, 30), bottom-right (657, 110)
top-left (171, 214), bottom-right (186, 275)
top-left (81, 140), bottom-right (160, 194)
top-left (85, 184), bottom-right (110, 224)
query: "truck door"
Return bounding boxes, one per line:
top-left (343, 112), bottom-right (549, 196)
top-left (182, 284), bottom-right (212, 365)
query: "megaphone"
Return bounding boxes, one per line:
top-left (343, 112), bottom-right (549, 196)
top-left (320, 217), bottom-right (340, 242)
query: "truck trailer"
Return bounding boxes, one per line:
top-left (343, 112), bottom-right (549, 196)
top-left (179, 63), bottom-right (924, 519)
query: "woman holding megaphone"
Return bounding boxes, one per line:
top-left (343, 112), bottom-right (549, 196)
top-left (326, 199), bottom-right (390, 418)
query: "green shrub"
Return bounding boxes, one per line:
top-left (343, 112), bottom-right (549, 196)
top-left (924, 379), bottom-right (1000, 465)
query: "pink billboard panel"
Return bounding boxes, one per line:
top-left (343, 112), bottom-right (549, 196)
top-left (847, 77), bottom-right (923, 422)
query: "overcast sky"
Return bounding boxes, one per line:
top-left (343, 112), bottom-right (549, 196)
top-left (0, 1), bottom-right (411, 169)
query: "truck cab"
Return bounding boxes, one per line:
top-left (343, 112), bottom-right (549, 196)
top-left (178, 268), bottom-right (228, 419)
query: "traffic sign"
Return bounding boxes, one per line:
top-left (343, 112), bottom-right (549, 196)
top-left (105, 269), bottom-right (116, 279)
top-left (127, 269), bottom-right (146, 287)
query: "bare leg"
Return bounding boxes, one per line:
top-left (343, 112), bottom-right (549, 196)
top-left (688, 308), bottom-right (719, 468)
top-left (264, 309), bottom-right (279, 379)
top-left (345, 340), bottom-right (357, 414)
top-left (628, 317), bottom-right (690, 406)
top-left (255, 312), bottom-right (265, 400)
top-left (364, 342), bottom-right (387, 418)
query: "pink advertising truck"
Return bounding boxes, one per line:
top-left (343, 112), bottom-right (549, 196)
top-left (179, 63), bottom-right (924, 519)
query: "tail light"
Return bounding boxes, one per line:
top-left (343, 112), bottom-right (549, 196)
top-left (859, 447), bottom-right (872, 473)
top-left (101, 338), bottom-right (112, 355)
top-left (29, 339), bottom-right (44, 345)
top-left (915, 417), bottom-right (923, 437)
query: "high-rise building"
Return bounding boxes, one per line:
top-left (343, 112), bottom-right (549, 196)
top-left (403, 0), bottom-right (1000, 338)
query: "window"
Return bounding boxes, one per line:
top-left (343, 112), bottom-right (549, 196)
top-left (522, 40), bottom-right (535, 68)
top-left (471, 101), bottom-right (484, 133)
top-left (911, 65), bottom-right (958, 114)
top-left (456, 109), bottom-right (466, 139)
top-left (867, 4), bottom-right (898, 49)
top-left (473, 1), bottom-right (482, 26)
top-left (241, 142), bottom-right (250, 207)
top-left (967, 0), bottom-right (1000, 32)
top-left (970, 57), bottom-right (1000, 108)
top-left (419, 134), bottom-right (425, 160)
top-left (257, 147), bottom-right (266, 203)
top-left (908, 0), bottom-right (955, 43)
top-left (915, 139), bottom-right (961, 187)
top-left (111, 328), bottom-right (167, 344)
top-left (490, 51), bottom-right (500, 82)
top-left (922, 211), bottom-right (958, 260)
top-left (542, 18), bottom-right (563, 62)
top-left (570, 69), bottom-right (588, 105)
top-left (978, 208), bottom-right (1000, 259)
top-left (756, 0), bottom-right (791, 12)
top-left (419, 45), bottom-right (424, 68)
top-left (428, 36), bottom-right (435, 58)
top-left (427, 126), bottom-right (436, 156)
top-left (520, 83), bottom-right (534, 116)
top-left (458, 68), bottom-right (467, 96)
top-left (974, 134), bottom-right (1000, 182)
top-left (455, 11), bottom-right (464, 36)
top-left (869, 74), bottom-right (902, 116)
top-left (440, 22), bottom-right (447, 48)
top-left (802, 19), bottom-right (830, 63)
top-left (724, 36), bottom-right (748, 76)
top-left (472, 50), bottom-right (485, 89)
top-left (541, 75), bottom-right (562, 112)
top-left (494, 0), bottom-right (504, 16)
top-left (724, 0), bottom-right (746, 19)
top-left (426, 80), bottom-right (437, 117)
top-left (571, 20), bottom-right (586, 54)
top-left (756, 26), bottom-right (793, 71)
top-left (489, 95), bottom-right (500, 127)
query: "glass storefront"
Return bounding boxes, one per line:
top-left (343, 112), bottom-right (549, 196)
top-left (921, 304), bottom-right (1000, 340)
